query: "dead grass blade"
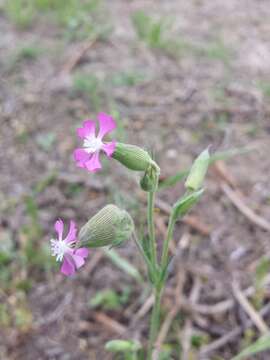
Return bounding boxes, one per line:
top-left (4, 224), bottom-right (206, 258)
top-left (221, 182), bottom-right (270, 232)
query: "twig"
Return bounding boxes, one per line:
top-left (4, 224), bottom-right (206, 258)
top-left (92, 311), bottom-right (127, 335)
top-left (183, 215), bottom-right (211, 236)
top-left (153, 271), bottom-right (186, 360)
top-left (155, 216), bottom-right (177, 252)
top-left (61, 37), bottom-right (97, 74)
top-left (153, 307), bottom-right (179, 360)
top-left (221, 182), bottom-right (270, 232)
top-left (58, 171), bottom-right (107, 191)
top-left (199, 303), bottom-right (270, 357)
top-left (195, 286), bottom-right (255, 315)
top-left (213, 161), bottom-right (239, 189)
top-left (156, 198), bottom-right (211, 236)
top-left (84, 250), bottom-right (104, 275)
top-left (133, 294), bottom-right (155, 322)
top-left (232, 281), bottom-right (269, 334)
top-left (35, 292), bottom-right (73, 327)
top-left (181, 278), bottom-right (202, 360)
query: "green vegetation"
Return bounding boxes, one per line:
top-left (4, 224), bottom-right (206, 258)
top-left (4, 0), bottom-right (35, 28)
top-left (21, 196), bottom-right (55, 272)
top-left (3, 0), bottom-right (110, 40)
top-left (132, 10), bottom-right (189, 57)
top-left (197, 38), bottom-right (233, 64)
top-left (0, 172), bottom-right (80, 292)
top-left (73, 73), bottom-right (103, 111)
top-left (232, 334), bottom-right (270, 360)
top-left (109, 71), bottom-right (146, 87)
top-left (73, 70), bottom-right (147, 111)
top-left (15, 45), bottom-right (43, 61)
top-left (89, 287), bottom-right (131, 310)
top-left (257, 80), bottom-right (270, 97)
top-left (132, 10), bottom-right (233, 64)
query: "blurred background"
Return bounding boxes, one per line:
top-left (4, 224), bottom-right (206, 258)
top-left (0, 0), bottom-right (270, 359)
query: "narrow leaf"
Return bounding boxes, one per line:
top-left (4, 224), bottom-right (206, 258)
top-left (158, 147), bottom-right (252, 190)
top-left (172, 189), bottom-right (204, 220)
top-left (231, 334), bottom-right (270, 360)
top-left (103, 248), bottom-right (143, 283)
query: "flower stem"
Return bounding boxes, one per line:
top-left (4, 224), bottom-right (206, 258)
top-left (133, 232), bottom-right (153, 271)
top-left (147, 287), bottom-right (162, 359)
top-left (160, 215), bottom-right (176, 271)
top-left (147, 214), bottom-right (177, 359)
top-left (147, 191), bottom-right (157, 266)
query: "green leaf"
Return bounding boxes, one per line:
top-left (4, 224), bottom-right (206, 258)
top-left (158, 147), bottom-right (252, 190)
top-left (172, 189), bottom-right (204, 220)
top-left (255, 256), bottom-right (270, 287)
top-left (103, 248), bottom-right (143, 283)
top-left (89, 289), bottom-right (122, 310)
top-left (158, 171), bottom-right (187, 190)
top-left (185, 148), bottom-right (210, 191)
top-left (231, 334), bottom-right (270, 360)
top-left (105, 339), bottom-right (141, 353)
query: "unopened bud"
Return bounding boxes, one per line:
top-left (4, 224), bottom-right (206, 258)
top-left (185, 148), bottom-right (210, 191)
top-left (140, 162), bottom-right (160, 192)
top-left (112, 142), bottom-right (156, 172)
top-left (78, 205), bottom-right (134, 248)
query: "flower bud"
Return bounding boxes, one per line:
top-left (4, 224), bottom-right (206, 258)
top-left (185, 148), bottom-right (210, 191)
top-left (78, 205), bottom-right (134, 248)
top-left (140, 162), bottom-right (160, 192)
top-left (112, 142), bottom-right (156, 172)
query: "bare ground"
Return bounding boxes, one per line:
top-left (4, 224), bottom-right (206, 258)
top-left (1, 1), bottom-right (270, 359)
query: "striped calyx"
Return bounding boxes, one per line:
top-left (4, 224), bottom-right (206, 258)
top-left (78, 204), bottom-right (134, 248)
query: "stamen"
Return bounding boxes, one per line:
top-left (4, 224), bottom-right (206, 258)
top-left (83, 136), bottom-right (103, 153)
top-left (50, 238), bottom-right (70, 262)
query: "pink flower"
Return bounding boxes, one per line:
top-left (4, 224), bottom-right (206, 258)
top-left (73, 113), bottom-right (116, 173)
top-left (50, 219), bottom-right (89, 276)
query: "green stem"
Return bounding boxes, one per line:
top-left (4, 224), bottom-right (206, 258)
top-left (147, 191), bottom-right (157, 266)
top-left (160, 215), bottom-right (176, 271)
top-left (146, 216), bottom-right (177, 359)
top-left (133, 232), bottom-right (153, 271)
top-left (126, 351), bottom-right (138, 360)
top-left (147, 287), bottom-right (162, 359)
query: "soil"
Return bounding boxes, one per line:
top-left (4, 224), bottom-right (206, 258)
top-left (1, 1), bottom-right (270, 359)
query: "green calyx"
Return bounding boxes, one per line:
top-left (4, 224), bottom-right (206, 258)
top-left (78, 204), bottom-right (134, 248)
top-left (112, 142), bottom-right (156, 172)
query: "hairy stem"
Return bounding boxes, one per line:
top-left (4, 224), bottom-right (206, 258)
top-left (147, 191), bottom-right (157, 266)
top-left (147, 287), bottom-right (162, 359)
top-left (160, 215), bottom-right (176, 271)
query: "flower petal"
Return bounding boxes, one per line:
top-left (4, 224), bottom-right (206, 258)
top-left (54, 219), bottom-right (64, 240)
top-left (65, 220), bottom-right (77, 244)
top-left (102, 141), bottom-right (116, 157)
top-left (76, 120), bottom-right (96, 139)
top-left (61, 256), bottom-right (75, 276)
top-left (74, 248), bottom-right (89, 259)
top-left (85, 152), bottom-right (102, 172)
top-left (73, 148), bottom-right (89, 168)
top-left (71, 253), bottom-right (86, 269)
top-left (97, 113), bottom-right (116, 139)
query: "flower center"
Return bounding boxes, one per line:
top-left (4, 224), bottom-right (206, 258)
top-left (83, 135), bottom-right (103, 154)
top-left (50, 238), bottom-right (70, 262)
